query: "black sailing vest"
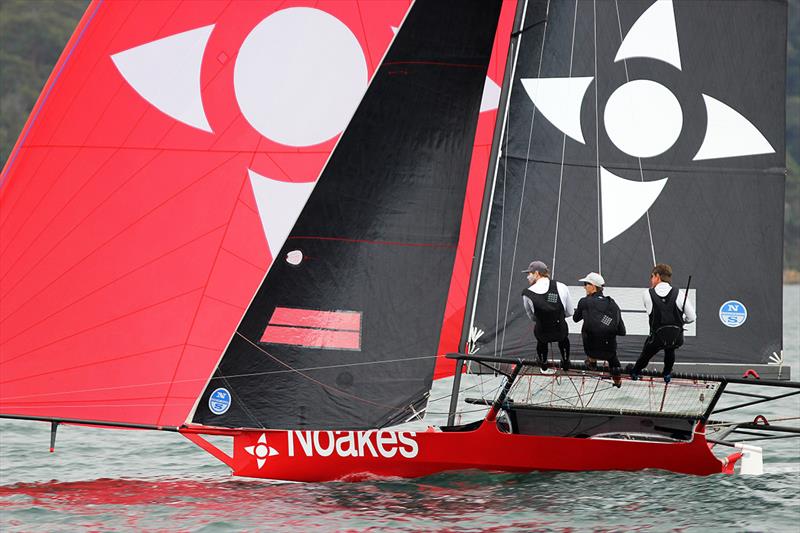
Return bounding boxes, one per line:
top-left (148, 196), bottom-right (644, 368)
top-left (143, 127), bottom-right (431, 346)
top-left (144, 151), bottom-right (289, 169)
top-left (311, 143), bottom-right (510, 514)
top-left (523, 280), bottom-right (567, 342)
top-left (648, 287), bottom-right (685, 348)
top-left (580, 293), bottom-right (622, 352)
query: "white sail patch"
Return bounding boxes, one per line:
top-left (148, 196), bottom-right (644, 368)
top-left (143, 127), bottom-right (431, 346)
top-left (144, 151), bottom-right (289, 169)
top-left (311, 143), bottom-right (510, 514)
top-left (234, 7), bottom-right (367, 147)
top-left (601, 167), bottom-right (667, 243)
top-left (567, 286), bottom-right (696, 337)
top-left (520, 76), bottom-right (593, 144)
top-left (480, 76), bottom-right (501, 113)
top-left (693, 94), bottom-right (775, 161)
top-left (604, 80), bottom-right (683, 158)
top-left (248, 169), bottom-right (316, 259)
top-left (111, 25), bottom-right (214, 132)
top-left (615, 0), bottom-right (681, 71)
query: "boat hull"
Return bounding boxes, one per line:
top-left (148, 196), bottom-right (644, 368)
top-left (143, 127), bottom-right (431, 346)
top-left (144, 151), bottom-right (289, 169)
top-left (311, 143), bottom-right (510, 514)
top-left (183, 421), bottom-right (735, 481)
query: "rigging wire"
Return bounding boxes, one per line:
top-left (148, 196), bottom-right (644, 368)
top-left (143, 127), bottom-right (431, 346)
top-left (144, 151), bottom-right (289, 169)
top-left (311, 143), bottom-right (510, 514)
top-left (467, 0), bottom-right (531, 355)
top-left (552, 0), bottom-right (580, 276)
top-left (593, 0), bottom-right (601, 274)
top-left (234, 332), bottom-right (429, 414)
top-left (498, 0), bottom-right (552, 358)
top-left (1, 352), bottom-right (441, 403)
top-left (614, 0), bottom-right (657, 266)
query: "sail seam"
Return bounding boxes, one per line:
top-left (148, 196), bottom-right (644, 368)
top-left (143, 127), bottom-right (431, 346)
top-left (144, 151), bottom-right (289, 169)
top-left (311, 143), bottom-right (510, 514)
top-left (156, 169), bottom-right (253, 426)
top-left (1, 224), bottom-right (228, 347)
top-left (0, 286), bottom-right (205, 366)
top-left (0, 0), bottom-right (104, 189)
top-left (0, 150), bottom-right (240, 311)
top-left (287, 235), bottom-right (457, 248)
top-left (0, 344), bottom-right (185, 386)
top-left (493, 155), bottom-right (786, 175)
top-left (383, 60), bottom-right (488, 68)
top-left (355, 1), bottom-right (375, 70)
top-left (0, 146), bottom-right (159, 285)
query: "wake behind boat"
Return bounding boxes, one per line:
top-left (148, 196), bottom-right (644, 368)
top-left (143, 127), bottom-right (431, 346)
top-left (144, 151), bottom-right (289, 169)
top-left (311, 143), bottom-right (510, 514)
top-left (1, 0), bottom-right (796, 482)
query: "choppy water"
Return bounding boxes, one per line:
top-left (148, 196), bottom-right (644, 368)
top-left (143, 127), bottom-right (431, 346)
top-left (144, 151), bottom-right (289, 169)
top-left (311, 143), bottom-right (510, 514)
top-left (2, 287), bottom-right (799, 531)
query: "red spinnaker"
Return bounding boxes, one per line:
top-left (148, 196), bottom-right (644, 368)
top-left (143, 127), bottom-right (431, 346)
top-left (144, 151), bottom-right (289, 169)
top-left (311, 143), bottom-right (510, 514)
top-left (0, 0), bottom-right (515, 426)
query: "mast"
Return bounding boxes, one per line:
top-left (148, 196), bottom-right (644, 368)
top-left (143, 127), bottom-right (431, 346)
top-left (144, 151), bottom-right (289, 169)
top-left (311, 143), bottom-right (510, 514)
top-left (460, 0), bottom-right (533, 354)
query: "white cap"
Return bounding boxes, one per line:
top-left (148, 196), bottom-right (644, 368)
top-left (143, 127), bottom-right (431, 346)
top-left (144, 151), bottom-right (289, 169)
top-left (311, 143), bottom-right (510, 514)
top-left (578, 272), bottom-right (605, 287)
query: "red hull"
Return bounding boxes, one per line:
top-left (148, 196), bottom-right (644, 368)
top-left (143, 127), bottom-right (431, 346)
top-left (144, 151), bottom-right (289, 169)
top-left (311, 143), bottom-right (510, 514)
top-left (183, 421), bottom-right (735, 482)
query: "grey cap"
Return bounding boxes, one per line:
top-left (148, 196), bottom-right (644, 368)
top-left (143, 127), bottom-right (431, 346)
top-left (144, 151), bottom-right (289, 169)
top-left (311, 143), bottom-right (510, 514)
top-left (522, 260), bottom-right (548, 274)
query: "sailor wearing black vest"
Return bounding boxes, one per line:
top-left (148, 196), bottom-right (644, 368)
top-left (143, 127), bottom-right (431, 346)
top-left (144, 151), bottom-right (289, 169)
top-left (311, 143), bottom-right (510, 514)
top-left (521, 261), bottom-right (574, 372)
top-left (630, 263), bottom-right (696, 383)
top-left (572, 272), bottom-right (626, 388)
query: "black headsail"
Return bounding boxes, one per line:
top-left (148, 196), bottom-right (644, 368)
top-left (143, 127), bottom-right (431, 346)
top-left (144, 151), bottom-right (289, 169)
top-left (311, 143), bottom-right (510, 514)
top-left (466, 1), bottom-right (786, 371)
top-left (193, 0), bottom-right (503, 430)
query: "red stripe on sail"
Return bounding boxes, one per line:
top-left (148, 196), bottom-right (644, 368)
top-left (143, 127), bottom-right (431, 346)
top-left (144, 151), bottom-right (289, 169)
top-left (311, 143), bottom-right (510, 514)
top-left (260, 325), bottom-right (361, 351)
top-left (269, 307), bottom-right (361, 332)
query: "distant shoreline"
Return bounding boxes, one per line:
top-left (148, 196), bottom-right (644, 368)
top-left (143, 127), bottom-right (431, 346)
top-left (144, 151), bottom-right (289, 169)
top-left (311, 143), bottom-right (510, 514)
top-left (785, 269), bottom-right (800, 284)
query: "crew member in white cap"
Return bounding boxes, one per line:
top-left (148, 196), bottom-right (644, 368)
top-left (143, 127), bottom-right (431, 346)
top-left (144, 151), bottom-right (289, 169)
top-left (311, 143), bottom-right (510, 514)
top-left (572, 272), bottom-right (626, 388)
top-left (521, 260), bottom-right (573, 371)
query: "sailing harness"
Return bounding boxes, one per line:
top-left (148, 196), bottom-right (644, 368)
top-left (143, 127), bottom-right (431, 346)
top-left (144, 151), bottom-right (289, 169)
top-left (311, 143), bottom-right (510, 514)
top-left (649, 287), bottom-right (685, 348)
top-left (523, 280), bottom-right (567, 342)
top-left (581, 294), bottom-right (624, 352)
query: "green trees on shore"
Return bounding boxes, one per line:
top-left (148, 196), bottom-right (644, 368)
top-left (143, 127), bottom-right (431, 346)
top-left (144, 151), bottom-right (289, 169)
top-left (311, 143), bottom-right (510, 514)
top-left (1, 0), bottom-right (798, 269)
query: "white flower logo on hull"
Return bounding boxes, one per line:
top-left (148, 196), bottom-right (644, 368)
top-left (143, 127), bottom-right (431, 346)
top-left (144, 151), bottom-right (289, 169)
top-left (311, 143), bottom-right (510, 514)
top-left (244, 433), bottom-right (279, 469)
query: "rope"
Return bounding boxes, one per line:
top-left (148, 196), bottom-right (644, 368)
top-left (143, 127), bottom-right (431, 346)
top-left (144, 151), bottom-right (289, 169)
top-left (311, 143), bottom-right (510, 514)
top-left (614, 0), bottom-right (657, 265)
top-left (593, 0), bottom-right (601, 273)
top-left (498, 0), bottom-right (552, 358)
top-left (1, 351), bottom-right (440, 402)
top-left (552, 0), bottom-right (580, 276)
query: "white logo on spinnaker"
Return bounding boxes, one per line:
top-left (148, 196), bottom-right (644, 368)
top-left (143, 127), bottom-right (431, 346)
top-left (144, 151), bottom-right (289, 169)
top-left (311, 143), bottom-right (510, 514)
top-left (244, 433), bottom-right (279, 469)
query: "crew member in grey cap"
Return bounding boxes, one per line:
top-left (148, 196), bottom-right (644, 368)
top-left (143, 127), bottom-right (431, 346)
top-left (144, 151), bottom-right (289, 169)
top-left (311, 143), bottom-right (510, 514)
top-left (521, 261), bottom-right (574, 371)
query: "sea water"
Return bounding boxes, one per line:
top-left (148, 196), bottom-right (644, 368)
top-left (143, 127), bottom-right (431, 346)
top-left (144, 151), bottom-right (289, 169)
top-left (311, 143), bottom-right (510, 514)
top-left (1, 287), bottom-right (798, 531)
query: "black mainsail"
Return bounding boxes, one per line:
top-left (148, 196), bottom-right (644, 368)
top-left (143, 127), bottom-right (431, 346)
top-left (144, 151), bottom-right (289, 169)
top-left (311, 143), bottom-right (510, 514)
top-left (466, 0), bottom-right (786, 370)
top-left (193, 0), bottom-right (503, 430)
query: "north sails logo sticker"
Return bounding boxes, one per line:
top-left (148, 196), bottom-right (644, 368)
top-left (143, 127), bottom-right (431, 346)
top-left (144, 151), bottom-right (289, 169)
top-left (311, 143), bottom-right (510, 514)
top-left (719, 300), bottom-right (747, 328)
top-left (245, 433), bottom-right (279, 469)
top-left (208, 387), bottom-right (231, 415)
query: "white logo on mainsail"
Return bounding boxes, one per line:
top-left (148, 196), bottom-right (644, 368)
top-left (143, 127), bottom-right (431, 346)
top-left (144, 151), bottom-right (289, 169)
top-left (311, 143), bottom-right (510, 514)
top-left (520, 0), bottom-right (775, 242)
top-left (244, 433), bottom-right (279, 469)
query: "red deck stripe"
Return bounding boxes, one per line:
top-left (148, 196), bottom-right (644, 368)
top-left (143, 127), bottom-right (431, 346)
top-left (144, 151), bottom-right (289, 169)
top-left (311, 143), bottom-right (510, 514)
top-left (269, 307), bottom-right (361, 332)
top-left (260, 325), bottom-right (360, 351)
